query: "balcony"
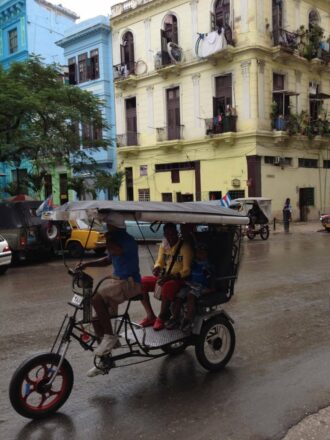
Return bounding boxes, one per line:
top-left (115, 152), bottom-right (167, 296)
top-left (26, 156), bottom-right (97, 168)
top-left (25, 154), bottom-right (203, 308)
top-left (272, 114), bottom-right (330, 138)
top-left (273, 28), bottom-right (298, 51)
top-left (116, 132), bottom-right (140, 147)
top-left (205, 116), bottom-right (237, 136)
top-left (156, 125), bottom-right (184, 142)
top-left (113, 62), bottom-right (137, 89)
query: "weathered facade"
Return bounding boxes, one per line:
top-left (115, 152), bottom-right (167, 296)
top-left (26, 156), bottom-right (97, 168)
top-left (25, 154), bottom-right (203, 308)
top-left (111, 0), bottom-right (330, 220)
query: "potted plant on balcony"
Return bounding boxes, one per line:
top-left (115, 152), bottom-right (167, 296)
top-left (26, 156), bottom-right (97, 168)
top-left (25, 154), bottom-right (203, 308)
top-left (270, 102), bottom-right (285, 131)
top-left (296, 24), bottom-right (325, 60)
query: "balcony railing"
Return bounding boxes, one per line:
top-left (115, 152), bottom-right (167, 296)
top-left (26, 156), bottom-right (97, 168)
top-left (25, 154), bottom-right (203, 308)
top-left (116, 132), bottom-right (140, 147)
top-left (156, 125), bottom-right (184, 142)
top-left (272, 115), bottom-right (330, 137)
top-left (205, 116), bottom-right (237, 135)
top-left (113, 62), bottom-right (136, 80)
top-left (273, 28), bottom-right (298, 50)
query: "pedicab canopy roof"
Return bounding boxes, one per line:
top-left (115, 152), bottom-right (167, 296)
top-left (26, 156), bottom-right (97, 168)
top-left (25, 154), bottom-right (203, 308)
top-left (230, 197), bottom-right (272, 221)
top-left (46, 201), bottom-right (249, 226)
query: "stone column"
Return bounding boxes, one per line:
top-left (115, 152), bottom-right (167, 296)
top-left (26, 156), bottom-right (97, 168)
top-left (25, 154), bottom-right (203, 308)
top-left (241, 61), bottom-right (251, 119)
top-left (294, 0), bottom-right (301, 30)
top-left (190, 0), bottom-right (199, 56)
top-left (192, 74), bottom-right (201, 127)
top-left (240, 0), bottom-right (249, 33)
top-left (146, 86), bottom-right (154, 134)
top-left (257, 59), bottom-right (265, 118)
top-left (116, 92), bottom-right (124, 135)
top-left (144, 17), bottom-right (152, 63)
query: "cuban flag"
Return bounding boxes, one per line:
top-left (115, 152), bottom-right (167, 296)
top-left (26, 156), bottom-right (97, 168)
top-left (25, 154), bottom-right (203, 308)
top-left (36, 195), bottom-right (54, 217)
top-left (220, 192), bottom-right (231, 208)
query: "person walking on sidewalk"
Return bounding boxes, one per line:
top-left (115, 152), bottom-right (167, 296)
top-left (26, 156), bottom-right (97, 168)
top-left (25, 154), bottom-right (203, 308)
top-left (283, 198), bottom-right (292, 233)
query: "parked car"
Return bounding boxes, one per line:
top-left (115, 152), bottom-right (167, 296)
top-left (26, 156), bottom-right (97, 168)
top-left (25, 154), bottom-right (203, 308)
top-left (320, 213), bottom-right (330, 232)
top-left (57, 219), bottom-right (107, 258)
top-left (0, 234), bottom-right (12, 274)
top-left (125, 221), bottom-right (164, 242)
top-left (0, 201), bottom-right (58, 261)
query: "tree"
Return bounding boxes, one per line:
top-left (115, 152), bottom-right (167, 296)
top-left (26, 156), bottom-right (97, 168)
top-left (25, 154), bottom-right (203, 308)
top-left (95, 171), bottom-right (125, 199)
top-left (0, 56), bottom-right (111, 195)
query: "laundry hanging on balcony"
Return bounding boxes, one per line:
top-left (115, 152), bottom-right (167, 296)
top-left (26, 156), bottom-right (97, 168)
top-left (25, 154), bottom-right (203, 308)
top-left (195, 28), bottom-right (227, 58)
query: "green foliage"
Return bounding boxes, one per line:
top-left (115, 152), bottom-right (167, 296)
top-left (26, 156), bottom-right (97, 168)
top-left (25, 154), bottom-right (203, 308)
top-left (0, 56), bottom-right (111, 187)
top-left (95, 171), bottom-right (125, 199)
top-left (296, 24), bottom-right (326, 60)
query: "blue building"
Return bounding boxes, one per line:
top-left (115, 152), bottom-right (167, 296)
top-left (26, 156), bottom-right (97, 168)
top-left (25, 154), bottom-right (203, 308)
top-left (0, 0), bottom-right (78, 199)
top-left (56, 16), bottom-right (116, 200)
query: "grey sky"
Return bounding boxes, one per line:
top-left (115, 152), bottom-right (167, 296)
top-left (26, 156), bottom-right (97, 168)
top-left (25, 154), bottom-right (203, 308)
top-left (48, 0), bottom-right (122, 21)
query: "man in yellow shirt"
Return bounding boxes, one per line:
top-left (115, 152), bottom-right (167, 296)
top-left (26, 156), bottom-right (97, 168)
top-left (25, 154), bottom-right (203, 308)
top-left (139, 222), bottom-right (193, 330)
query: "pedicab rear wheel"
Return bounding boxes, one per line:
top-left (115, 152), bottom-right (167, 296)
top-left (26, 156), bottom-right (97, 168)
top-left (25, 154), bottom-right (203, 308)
top-left (260, 225), bottom-right (270, 240)
top-left (9, 352), bottom-right (74, 419)
top-left (246, 229), bottom-right (255, 240)
top-left (195, 315), bottom-right (235, 371)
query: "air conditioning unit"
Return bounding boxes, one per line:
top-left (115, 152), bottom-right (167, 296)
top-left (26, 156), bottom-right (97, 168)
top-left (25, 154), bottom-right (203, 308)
top-left (274, 156), bottom-right (282, 165)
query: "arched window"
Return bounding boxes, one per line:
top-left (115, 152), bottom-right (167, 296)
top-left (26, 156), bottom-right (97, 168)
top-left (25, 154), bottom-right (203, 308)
top-left (163, 14), bottom-right (178, 44)
top-left (160, 14), bottom-right (178, 66)
top-left (121, 31), bottom-right (135, 73)
top-left (308, 9), bottom-right (320, 31)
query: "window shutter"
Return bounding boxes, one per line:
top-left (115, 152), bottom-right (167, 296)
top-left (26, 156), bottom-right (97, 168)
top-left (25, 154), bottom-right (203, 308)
top-left (210, 12), bottom-right (216, 31)
top-left (128, 39), bottom-right (135, 72)
top-left (120, 44), bottom-right (125, 65)
top-left (160, 29), bottom-right (170, 65)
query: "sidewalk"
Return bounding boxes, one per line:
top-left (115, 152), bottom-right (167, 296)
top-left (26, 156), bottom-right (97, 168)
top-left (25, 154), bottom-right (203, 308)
top-left (272, 220), bottom-right (324, 234)
top-left (282, 406), bottom-right (330, 440)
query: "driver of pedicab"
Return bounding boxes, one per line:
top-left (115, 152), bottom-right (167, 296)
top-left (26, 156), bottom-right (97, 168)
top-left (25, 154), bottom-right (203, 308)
top-left (248, 201), bottom-right (262, 228)
top-left (139, 222), bottom-right (193, 331)
top-left (76, 213), bottom-right (141, 377)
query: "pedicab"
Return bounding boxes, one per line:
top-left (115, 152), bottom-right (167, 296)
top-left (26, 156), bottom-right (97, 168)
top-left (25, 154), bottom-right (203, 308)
top-left (9, 201), bottom-right (249, 419)
top-left (230, 197), bottom-right (272, 240)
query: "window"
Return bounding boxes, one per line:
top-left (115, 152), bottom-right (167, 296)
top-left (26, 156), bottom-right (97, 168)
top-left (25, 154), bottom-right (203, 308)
top-left (138, 188), bottom-right (150, 202)
top-left (214, 74), bottom-right (232, 116)
top-left (309, 10), bottom-right (320, 30)
top-left (44, 175), bottom-right (53, 198)
top-left (212, 0), bottom-right (230, 30)
top-left (162, 193), bottom-right (173, 202)
top-left (121, 32), bottom-right (135, 73)
top-left (264, 156), bottom-right (292, 166)
top-left (81, 121), bottom-right (102, 147)
top-left (324, 160), bottom-right (330, 168)
top-left (9, 28), bottom-right (18, 54)
top-left (272, 73), bottom-right (290, 117)
top-left (125, 97), bottom-right (137, 146)
top-left (59, 173), bottom-right (68, 205)
top-left (125, 167), bottom-right (134, 201)
top-left (155, 162), bottom-right (195, 172)
top-left (166, 87), bottom-right (181, 140)
top-left (272, 0), bottom-right (283, 30)
top-left (228, 189), bottom-right (245, 199)
top-left (140, 165), bottom-right (147, 176)
top-left (160, 14), bottom-right (178, 66)
top-left (78, 53), bottom-right (88, 83)
top-left (309, 82), bottom-right (322, 121)
top-left (68, 57), bottom-right (77, 85)
top-left (298, 158), bottom-right (318, 168)
top-left (171, 170), bottom-right (180, 183)
top-left (11, 169), bottom-right (27, 193)
top-left (90, 49), bottom-right (99, 80)
top-left (209, 191), bottom-right (222, 200)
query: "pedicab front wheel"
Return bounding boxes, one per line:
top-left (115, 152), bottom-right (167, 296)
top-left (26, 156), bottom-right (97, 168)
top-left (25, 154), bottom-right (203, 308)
top-left (9, 352), bottom-right (74, 419)
top-left (195, 315), bottom-right (235, 371)
top-left (260, 225), bottom-right (270, 240)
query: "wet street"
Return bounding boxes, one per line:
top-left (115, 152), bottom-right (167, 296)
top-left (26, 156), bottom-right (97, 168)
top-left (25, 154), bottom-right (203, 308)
top-left (1, 226), bottom-right (330, 440)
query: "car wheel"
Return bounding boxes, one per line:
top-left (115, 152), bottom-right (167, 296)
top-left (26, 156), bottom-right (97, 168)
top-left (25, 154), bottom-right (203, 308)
top-left (0, 265), bottom-right (8, 275)
top-left (67, 242), bottom-right (84, 258)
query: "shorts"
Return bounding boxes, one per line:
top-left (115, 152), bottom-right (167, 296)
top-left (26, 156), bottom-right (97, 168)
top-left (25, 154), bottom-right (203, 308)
top-left (96, 277), bottom-right (141, 314)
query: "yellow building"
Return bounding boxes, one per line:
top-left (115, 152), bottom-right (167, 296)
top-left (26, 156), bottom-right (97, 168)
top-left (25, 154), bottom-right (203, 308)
top-left (111, 0), bottom-right (330, 220)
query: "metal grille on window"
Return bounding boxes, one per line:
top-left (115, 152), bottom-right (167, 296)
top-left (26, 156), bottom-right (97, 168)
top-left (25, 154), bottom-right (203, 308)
top-left (138, 189), bottom-right (150, 202)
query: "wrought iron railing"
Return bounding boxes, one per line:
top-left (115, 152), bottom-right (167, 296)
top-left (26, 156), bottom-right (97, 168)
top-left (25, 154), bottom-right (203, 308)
top-left (116, 132), bottom-right (140, 147)
top-left (113, 62), bottom-right (136, 80)
top-left (205, 116), bottom-right (237, 135)
top-left (273, 28), bottom-right (298, 50)
top-left (156, 125), bottom-right (184, 141)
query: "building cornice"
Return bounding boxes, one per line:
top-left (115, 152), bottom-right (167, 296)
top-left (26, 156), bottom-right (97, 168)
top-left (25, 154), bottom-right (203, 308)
top-left (0, 0), bottom-right (24, 24)
top-left (56, 23), bottom-right (111, 48)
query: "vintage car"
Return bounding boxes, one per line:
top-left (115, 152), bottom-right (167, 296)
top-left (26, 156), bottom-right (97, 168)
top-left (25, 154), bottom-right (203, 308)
top-left (0, 234), bottom-right (12, 274)
top-left (320, 213), bottom-right (330, 232)
top-left (58, 219), bottom-right (107, 258)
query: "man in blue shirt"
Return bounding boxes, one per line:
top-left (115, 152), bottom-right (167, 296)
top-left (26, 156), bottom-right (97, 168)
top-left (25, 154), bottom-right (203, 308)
top-left (78, 216), bottom-right (141, 377)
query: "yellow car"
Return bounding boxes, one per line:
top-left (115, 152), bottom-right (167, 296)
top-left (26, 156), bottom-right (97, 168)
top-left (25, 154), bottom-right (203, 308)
top-left (59, 219), bottom-right (107, 258)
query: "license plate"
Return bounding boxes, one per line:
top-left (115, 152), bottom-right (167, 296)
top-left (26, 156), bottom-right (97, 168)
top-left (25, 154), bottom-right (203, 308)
top-left (71, 294), bottom-right (83, 306)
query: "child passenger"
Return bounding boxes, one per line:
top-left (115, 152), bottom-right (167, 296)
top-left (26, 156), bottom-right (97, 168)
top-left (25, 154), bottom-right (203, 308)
top-left (166, 242), bottom-right (214, 332)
